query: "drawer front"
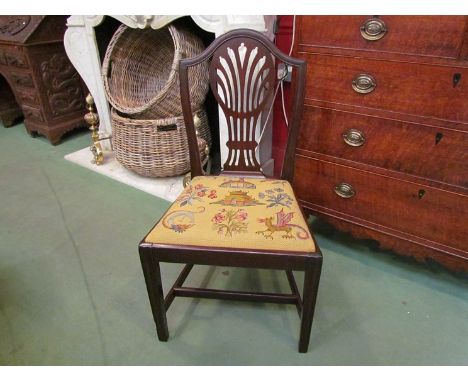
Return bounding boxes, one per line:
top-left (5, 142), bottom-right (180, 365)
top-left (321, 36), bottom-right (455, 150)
top-left (294, 155), bottom-right (468, 251)
top-left (302, 54), bottom-right (468, 123)
top-left (298, 106), bottom-right (468, 188)
top-left (298, 16), bottom-right (467, 59)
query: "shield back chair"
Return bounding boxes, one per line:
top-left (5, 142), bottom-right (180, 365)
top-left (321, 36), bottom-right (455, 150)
top-left (139, 28), bottom-right (322, 353)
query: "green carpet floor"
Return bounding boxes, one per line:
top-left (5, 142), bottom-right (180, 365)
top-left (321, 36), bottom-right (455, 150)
top-left (0, 123), bottom-right (467, 365)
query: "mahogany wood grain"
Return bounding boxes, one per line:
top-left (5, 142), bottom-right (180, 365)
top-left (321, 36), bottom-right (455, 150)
top-left (298, 106), bottom-right (468, 188)
top-left (294, 154), bottom-right (468, 253)
top-left (299, 53), bottom-right (468, 125)
top-left (139, 254), bottom-right (169, 341)
top-left (298, 16), bottom-right (467, 59)
top-left (303, 208), bottom-right (468, 274)
top-left (299, 259), bottom-right (322, 353)
top-left (304, 98), bottom-right (468, 132)
top-left (294, 16), bottom-right (468, 273)
top-left (171, 287), bottom-right (299, 304)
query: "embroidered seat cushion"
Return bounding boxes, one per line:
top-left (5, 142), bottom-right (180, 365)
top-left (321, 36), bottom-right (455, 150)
top-left (145, 176), bottom-right (316, 253)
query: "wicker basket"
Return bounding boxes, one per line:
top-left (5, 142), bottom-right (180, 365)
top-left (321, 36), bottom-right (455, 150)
top-left (102, 23), bottom-right (209, 119)
top-left (111, 108), bottom-right (211, 178)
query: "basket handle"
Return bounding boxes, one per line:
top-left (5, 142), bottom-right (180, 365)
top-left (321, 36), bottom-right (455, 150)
top-left (106, 60), bottom-right (113, 78)
top-left (157, 124), bottom-right (177, 132)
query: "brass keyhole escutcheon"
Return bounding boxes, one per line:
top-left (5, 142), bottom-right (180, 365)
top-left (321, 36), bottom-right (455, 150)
top-left (418, 189), bottom-right (426, 199)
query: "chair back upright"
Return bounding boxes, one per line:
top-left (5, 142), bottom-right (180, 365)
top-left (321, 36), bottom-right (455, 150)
top-left (179, 28), bottom-right (307, 182)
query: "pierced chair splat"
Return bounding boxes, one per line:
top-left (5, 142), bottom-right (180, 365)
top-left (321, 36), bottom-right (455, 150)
top-left (138, 28), bottom-right (322, 353)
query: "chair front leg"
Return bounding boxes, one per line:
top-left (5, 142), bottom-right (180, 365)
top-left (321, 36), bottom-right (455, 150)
top-left (298, 257), bottom-right (322, 353)
top-left (139, 252), bottom-right (169, 341)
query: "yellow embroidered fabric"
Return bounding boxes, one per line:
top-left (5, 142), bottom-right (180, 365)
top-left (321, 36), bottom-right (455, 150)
top-left (145, 176), bottom-right (316, 253)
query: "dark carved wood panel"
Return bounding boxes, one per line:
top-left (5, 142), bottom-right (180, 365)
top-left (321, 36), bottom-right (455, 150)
top-left (10, 72), bottom-right (34, 88)
top-left (5, 52), bottom-right (28, 68)
top-left (0, 16), bottom-right (31, 37)
top-left (15, 88), bottom-right (39, 105)
top-left (22, 105), bottom-right (43, 122)
top-left (40, 53), bottom-right (84, 118)
top-left (0, 15), bottom-right (86, 144)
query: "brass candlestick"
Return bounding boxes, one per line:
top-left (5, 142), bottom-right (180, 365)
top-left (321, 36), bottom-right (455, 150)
top-left (84, 94), bottom-right (104, 165)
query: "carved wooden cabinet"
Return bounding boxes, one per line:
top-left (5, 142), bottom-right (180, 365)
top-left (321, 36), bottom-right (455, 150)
top-left (292, 16), bottom-right (468, 273)
top-left (0, 16), bottom-right (86, 144)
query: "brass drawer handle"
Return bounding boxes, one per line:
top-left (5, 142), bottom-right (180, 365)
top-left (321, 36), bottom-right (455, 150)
top-left (334, 183), bottom-right (356, 199)
top-left (352, 74), bottom-right (376, 94)
top-left (360, 18), bottom-right (387, 41)
top-left (343, 129), bottom-right (366, 147)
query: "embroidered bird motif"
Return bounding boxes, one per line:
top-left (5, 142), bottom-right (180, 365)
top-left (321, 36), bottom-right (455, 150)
top-left (256, 209), bottom-right (310, 240)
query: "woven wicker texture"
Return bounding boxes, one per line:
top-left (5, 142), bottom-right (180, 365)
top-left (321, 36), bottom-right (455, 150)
top-left (111, 108), bottom-right (211, 178)
top-left (102, 23), bottom-right (209, 119)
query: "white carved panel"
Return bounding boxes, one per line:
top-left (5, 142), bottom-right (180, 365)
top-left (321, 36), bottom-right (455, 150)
top-left (64, 15), bottom-right (273, 169)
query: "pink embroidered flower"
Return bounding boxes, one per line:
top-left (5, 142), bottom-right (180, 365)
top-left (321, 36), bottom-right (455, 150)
top-left (208, 190), bottom-right (217, 199)
top-left (212, 208), bottom-right (247, 237)
top-left (236, 209), bottom-right (248, 222)
top-left (212, 211), bottom-right (226, 224)
top-left (194, 183), bottom-right (204, 190)
top-left (197, 191), bottom-right (206, 197)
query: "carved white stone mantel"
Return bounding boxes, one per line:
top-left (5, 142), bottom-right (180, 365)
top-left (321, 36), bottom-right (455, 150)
top-left (64, 15), bottom-right (275, 180)
top-left (64, 15), bottom-right (274, 152)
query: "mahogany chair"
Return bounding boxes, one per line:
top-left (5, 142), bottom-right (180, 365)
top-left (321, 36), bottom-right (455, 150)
top-left (139, 28), bottom-right (322, 353)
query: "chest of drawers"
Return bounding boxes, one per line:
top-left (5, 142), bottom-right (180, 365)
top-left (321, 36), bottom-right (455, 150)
top-left (292, 16), bottom-right (468, 273)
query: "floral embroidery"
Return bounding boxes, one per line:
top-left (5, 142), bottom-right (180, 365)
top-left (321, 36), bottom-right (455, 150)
top-left (256, 209), bottom-right (310, 240)
top-left (212, 208), bottom-right (248, 237)
top-left (177, 183), bottom-right (217, 206)
top-left (258, 188), bottom-right (293, 208)
top-left (162, 207), bottom-right (205, 233)
top-left (146, 176), bottom-right (316, 253)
